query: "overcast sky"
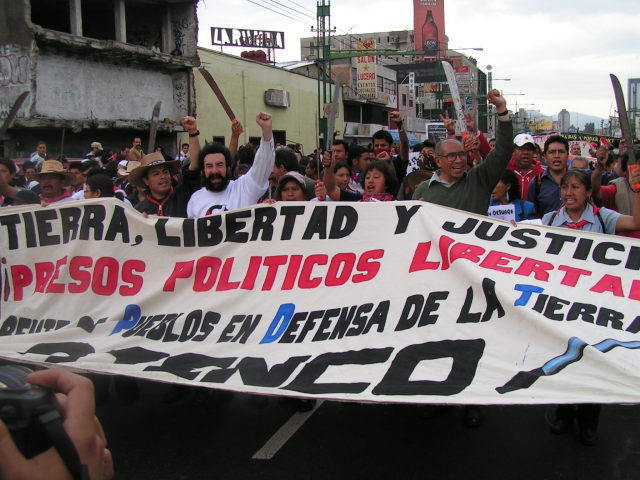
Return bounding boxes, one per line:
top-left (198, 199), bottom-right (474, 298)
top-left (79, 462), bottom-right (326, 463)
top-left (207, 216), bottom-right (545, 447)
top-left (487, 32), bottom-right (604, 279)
top-left (197, 0), bottom-right (640, 121)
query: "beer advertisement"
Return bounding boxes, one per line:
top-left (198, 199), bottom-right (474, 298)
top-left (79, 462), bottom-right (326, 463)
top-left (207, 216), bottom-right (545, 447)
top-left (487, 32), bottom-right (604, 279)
top-left (413, 0), bottom-right (446, 59)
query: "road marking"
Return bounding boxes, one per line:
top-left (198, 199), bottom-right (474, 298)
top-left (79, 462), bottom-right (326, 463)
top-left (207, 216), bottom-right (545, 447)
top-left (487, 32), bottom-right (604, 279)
top-left (252, 400), bottom-right (324, 460)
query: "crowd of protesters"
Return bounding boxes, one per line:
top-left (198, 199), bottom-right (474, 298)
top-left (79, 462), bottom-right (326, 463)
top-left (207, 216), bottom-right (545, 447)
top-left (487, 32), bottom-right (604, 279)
top-left (1, 89), bottom-right (640, 456)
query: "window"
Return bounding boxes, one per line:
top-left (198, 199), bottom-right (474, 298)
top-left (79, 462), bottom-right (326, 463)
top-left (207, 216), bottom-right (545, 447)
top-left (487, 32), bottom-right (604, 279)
top-left (81, 0), bottom-right (115, 40)
top-left (402, 94), bottom-right (407, 106)
top-left (30, 0), bottom-right (71, 33)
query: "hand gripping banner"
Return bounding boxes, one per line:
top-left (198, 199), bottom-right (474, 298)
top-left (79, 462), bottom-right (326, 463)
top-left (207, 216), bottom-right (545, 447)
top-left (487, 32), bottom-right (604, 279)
top-left (0, 200), bottom-right (638, 404)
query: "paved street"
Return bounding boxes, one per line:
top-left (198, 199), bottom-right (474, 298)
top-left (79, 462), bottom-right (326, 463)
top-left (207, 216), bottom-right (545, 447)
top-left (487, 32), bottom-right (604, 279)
top-left (97, 379), bottom-right (640, 480)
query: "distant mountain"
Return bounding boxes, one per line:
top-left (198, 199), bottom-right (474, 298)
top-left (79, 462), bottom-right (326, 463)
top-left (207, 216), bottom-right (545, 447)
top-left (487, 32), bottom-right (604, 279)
top-left (529, 110), bottom-right (606, 130)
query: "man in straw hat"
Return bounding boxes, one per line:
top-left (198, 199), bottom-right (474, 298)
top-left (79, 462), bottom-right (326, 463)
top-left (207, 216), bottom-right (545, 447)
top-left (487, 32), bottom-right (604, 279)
top-left (187, 112), bottom-right (274, 217)
top-left (37, 159), bottom-right (75, 206)
top-left (128, 116), bottom-right (201, 217)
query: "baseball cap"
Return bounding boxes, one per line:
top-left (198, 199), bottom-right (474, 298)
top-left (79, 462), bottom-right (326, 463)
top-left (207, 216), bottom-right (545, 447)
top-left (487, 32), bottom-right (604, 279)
top-left (514, 133), bottom-right (535, 148)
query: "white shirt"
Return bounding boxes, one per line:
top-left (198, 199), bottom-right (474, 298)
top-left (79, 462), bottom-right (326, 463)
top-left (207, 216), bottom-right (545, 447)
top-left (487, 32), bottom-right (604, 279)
top-left (187, 137), bottom-right (275, 218)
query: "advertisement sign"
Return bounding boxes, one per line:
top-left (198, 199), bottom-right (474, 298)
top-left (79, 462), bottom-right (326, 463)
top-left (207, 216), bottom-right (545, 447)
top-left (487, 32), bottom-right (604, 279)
top-left (356, 40), bottom-right (377, 99)
top-left (413, 0), bottom-right (446, 59)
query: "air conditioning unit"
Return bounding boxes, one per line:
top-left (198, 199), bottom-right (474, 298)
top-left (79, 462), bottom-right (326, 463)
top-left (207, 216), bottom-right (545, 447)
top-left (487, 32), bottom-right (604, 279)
top-left (264, 89), bottom-right (290, 108)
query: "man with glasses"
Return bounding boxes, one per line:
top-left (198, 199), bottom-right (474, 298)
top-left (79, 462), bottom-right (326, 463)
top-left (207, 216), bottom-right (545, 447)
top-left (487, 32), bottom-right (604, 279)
top-left (412, 89), bottom-right (513, 216)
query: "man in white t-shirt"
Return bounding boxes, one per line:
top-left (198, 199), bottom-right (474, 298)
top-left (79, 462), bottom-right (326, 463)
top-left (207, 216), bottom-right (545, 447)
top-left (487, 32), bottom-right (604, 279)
top-left (187, 112), bottom-right (274, 217)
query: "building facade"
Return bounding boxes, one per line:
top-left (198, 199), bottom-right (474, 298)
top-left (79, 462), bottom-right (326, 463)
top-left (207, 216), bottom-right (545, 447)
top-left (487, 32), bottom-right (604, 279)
top-left (1, 0), bottom-right (199, 160)
top-left (300, 30), bottom-right (487, 143)
top-left (195, 47), bottom-right (328, 154)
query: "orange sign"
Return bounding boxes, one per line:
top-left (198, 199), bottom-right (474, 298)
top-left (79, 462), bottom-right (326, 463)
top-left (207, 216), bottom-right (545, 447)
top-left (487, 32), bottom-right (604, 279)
top-left (413, 0), bottom-right (446, 59)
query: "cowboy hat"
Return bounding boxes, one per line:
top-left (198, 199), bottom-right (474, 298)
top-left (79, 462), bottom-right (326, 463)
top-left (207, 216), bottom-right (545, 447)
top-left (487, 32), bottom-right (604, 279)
top-left (127, 152), bottom-right (180, 187)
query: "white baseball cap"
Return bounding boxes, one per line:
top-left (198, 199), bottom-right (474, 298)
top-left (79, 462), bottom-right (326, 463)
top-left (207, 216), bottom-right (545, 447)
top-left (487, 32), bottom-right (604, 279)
top-left (513, 133), bottom-right (535, 148)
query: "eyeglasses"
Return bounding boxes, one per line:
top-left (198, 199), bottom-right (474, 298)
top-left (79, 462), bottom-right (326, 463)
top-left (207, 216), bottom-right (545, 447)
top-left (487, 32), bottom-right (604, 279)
top-left (438, 151), bottom-right (468, 162)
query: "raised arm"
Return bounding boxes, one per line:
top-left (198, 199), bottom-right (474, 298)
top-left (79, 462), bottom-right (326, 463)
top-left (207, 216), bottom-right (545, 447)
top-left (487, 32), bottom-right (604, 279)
top-left (321, 150), bottom-right (341, 200)
top-left (229, 120), bottom-right (243, 158)
top-left (390, 111), bottom-right (409, 163)
top-left (180, 116), bottom-right (201, 171)
top-left (590, 146), bottom-right (607, 205)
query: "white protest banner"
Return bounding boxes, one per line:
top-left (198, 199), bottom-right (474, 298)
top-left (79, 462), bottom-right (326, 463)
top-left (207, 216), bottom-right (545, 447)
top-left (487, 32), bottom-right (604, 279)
top-left (0, 200), bottom-right (639, 405)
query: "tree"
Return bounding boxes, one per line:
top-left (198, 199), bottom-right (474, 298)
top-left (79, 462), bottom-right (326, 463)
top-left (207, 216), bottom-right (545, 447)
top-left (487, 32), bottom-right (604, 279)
top-left (583, 122), bottom-right (595, 134)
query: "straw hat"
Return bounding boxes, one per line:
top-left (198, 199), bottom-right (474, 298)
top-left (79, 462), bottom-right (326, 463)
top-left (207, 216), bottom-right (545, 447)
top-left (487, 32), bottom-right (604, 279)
top-left (117, 160), bottom-right (141, 177)
top-left (37, 160), bottom-right (71, 179)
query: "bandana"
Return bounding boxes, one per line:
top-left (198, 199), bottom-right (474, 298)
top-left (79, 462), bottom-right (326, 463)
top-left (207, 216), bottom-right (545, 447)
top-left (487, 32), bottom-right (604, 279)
top-left (40, 191), bottom-right (71, 205)
top-left (561, 204), bottom-right (600, 230)
top-left (146, 187), bottom-right (174, 216)
top-left (361, 192), bottom-right (393, 202)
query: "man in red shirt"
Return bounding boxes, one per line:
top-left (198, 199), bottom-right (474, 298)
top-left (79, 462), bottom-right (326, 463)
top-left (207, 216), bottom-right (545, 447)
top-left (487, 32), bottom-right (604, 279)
top-left (507, 133), bottom-right (544, 199)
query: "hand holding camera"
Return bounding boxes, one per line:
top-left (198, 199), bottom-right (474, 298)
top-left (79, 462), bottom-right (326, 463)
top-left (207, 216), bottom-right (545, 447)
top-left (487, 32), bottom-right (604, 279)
top-left (0, 365), bottom-right (113, 480)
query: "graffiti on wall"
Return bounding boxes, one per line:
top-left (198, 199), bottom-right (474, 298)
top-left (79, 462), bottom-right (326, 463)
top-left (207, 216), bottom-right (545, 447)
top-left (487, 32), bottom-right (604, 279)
top-left (171, 16), bottom-right (193, 56)
top-left (0, 45), bottom-right (30, 120)
top-left (173, 75), bottom-right (188, 116)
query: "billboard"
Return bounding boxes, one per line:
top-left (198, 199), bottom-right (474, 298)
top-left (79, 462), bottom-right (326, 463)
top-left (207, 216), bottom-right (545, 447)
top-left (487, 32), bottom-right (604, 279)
top-left (413, 0), bottom-right (446, 59)
top-left (356, 40), bottom-right (377, 99)
top-left (210, 27), bottom-right (285, 49)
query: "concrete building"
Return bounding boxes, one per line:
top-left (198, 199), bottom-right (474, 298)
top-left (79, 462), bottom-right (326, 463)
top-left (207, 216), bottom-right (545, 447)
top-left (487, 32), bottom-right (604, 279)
top-left (280, 56), bottom-right (398, 147)
top-left (300, 30), bottom-right (486, 142)
top-left (1, 0), bottom-right (199, 160)
top-left (195, 48), bottom-right (328, 154)
top-left (558, 109), bottom-right (570, 133)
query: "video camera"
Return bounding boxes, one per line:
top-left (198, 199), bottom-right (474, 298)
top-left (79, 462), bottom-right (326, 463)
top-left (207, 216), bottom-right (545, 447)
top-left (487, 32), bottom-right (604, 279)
top-left (0, 363), bottom-right (87, 480)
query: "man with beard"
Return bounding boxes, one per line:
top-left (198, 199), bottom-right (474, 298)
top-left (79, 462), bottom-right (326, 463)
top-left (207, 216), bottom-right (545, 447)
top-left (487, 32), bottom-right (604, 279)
top-left (187, 112), bottom-right (274, 217)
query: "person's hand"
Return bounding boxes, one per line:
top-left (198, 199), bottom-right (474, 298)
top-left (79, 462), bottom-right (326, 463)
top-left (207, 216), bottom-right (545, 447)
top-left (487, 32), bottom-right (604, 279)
top-left (315, 181), bottom-right (327, 200)
top-left (261, 198), bottom-right (276, 204)
top-left (322, 149), bottom-right (332, 168)
top-left (231, 120), bottom-right (243, 136)
top-left (465, 112), bottom-right (477, 133)
top-left (389, 111), bottom-right (403, 126)
top-left (487, 89), bottom-right (507, 112)
top-left (0, 368), bottom-right (113, 480)
top-left (256, 112), bottom-right (273, 140)
top-left (376, 149), bottom-right (391, 162)
top-left (595, 146), bottom-right (608, 169)
top-left (440, 111), bottom-right (456, 135)
top-left (180, 116), bottom-right (197, 134)
top-left (256, 112), bottom-right (272, 130)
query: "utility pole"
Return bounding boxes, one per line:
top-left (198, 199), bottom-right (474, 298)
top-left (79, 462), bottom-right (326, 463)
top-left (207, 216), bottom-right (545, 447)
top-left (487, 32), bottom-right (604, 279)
top-left (311, 0), bottom-right (335, 150)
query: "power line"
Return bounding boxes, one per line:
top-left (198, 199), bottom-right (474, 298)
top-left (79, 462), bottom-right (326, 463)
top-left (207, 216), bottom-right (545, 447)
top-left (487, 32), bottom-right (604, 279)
top-left (245, 0), bottom-right (310, 26)
top-left (280, 0), bottom-right (315, 15)
top-left (262, 0), bottom-right (316, 20)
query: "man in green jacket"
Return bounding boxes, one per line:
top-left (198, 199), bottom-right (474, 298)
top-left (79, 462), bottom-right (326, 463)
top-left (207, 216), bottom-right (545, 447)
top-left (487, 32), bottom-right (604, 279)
top-left (412, 89), bottom-right (513, 215)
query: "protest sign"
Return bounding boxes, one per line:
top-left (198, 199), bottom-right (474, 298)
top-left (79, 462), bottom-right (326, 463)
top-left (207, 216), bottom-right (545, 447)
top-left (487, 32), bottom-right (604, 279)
top-left (1, 200), bottom-right (638, 404)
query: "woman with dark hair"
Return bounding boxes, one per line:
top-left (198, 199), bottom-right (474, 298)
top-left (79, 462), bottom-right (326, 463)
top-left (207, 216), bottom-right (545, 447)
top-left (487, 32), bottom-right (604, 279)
top-left (488, 169), bottom-right (538, 221)
top-left (542, 169), bottom-right (640, 234)
top-left (543, 168), bottom-right (640, 445)
top-left (320, 159), bottom-right (398, 202)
